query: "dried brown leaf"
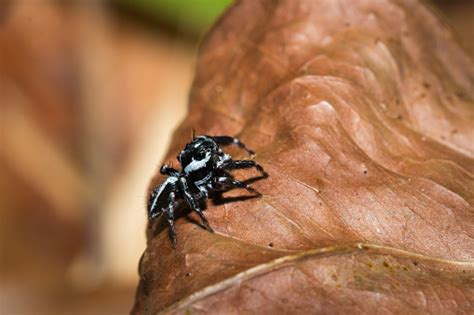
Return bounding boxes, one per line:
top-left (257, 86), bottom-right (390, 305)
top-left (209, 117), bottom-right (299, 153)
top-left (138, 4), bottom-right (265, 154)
top-left (133, 0), bottom-right (474, 313)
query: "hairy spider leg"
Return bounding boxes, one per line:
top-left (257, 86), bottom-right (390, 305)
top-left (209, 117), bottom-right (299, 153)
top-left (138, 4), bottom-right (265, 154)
top-left (160, 165), bottom-right (179, 176)
top-left (214, 174), bottom-right (262, 197)
top-left (166, 192), bottom-right (177, 248)
top-left (148, 177), bottom-right (178, 220)
top-left (211, 136), bottom-right (255, 156)
top-left (148, 189), bottom-right (162, 220)
top-left (179, 177), bottom-right (214, 232)
top-left (219, 159), bottom-right (268, 178)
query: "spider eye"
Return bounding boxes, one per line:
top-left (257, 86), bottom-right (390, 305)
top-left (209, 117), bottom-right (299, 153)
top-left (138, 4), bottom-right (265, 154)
top-left (195, 150), bottom-right (206, 160)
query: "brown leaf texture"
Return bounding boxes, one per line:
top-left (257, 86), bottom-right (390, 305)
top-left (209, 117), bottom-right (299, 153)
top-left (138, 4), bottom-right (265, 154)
top-left (133, 0), bottom-right (474, 313)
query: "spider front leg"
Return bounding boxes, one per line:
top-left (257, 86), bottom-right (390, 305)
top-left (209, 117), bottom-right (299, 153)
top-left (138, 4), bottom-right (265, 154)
top-left (148, 177), bottom-right (176, 220)
top-left (148, 188), bottom-right (163, 220)
top-left (166, 192), bottom-right (178, 248)
top-left (220, 160), bottom-right (268, 178)
top-left (178, 177), bottom-right (214, 232)
top-left (212, 136), bottom-right (255, 156)
top-left (160, 164), bottom-right (179, 176)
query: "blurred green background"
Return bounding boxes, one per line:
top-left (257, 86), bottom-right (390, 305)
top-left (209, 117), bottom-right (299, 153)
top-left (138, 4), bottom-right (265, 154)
top-left (116, 0), bottom-right (232, 36)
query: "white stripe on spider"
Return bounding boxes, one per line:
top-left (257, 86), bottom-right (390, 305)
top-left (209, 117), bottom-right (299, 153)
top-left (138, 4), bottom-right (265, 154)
top-left (150, 176), bottom-right (178, 211)
top-left (184, 153), bottom-right (211, 173)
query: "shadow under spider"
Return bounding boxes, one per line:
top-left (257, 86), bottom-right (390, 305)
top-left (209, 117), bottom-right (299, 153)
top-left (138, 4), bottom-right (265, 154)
top-left (210, 193), bottom-right (260, 205)
top-left (147, 174), bottom-right (266, 239)
top-left (209, 174), bottom-right (266, 205)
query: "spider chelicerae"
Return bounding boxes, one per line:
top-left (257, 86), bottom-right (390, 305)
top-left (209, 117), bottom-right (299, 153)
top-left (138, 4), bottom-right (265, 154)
top-left (148, 135), bottom-right (268, 247)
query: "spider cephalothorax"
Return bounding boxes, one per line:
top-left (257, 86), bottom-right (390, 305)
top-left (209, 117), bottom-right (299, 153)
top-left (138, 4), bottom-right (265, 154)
top-left (148, 135), bottom-right (267, 247)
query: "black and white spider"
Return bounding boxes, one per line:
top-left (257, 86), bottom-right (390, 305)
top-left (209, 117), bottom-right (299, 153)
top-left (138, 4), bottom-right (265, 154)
top-left (148, 135), bottom-right (267, 247)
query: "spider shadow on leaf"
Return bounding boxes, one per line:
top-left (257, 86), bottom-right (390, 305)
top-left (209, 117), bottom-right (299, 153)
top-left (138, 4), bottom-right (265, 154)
top-left (211, 194), bottom-right (259, 205)
top-left (210, 174), bottom-right (266, 205)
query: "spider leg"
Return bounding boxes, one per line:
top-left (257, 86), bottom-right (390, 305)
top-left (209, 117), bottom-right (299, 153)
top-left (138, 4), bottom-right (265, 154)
top-left (160, 164), bottom-right (179, 176)
top-left (148, 188), bottom-right (163, 220)
top-left (148, 186), bottom-right (168, 220)
top-left (165, 192), bottom-right (178, 248)
top-left (148, 176), bottom-right (180, 220)
top-left (212, 136), bottom-right (255, 156)
top-left (214, 175), bottom-right (262, 197)
top-left (179, 177), bottom-right (214, 232)
top-left (219, 160), bottom-right (268, 178)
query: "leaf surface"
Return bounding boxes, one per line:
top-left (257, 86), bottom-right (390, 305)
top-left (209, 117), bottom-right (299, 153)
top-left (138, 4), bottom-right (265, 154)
top-left (133, 0), bottom-right (474, 313)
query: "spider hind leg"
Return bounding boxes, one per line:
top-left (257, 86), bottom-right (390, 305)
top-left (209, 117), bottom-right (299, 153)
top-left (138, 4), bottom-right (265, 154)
top-left (166, 192), bottom-right (178, 248)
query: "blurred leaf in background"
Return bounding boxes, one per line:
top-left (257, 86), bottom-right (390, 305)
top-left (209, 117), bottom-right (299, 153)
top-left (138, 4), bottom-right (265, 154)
top-left (115, 0), bottom-right (232, 37)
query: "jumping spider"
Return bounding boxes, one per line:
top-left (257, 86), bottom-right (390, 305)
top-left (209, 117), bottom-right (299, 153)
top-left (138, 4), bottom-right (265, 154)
top-left (148, 135), bottom-right (267, 247)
